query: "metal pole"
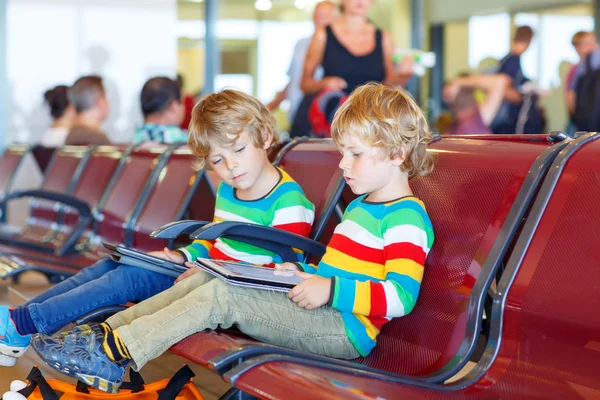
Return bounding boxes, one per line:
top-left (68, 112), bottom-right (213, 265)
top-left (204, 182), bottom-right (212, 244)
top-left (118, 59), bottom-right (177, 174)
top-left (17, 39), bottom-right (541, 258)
top-left (428, 24), bottom-right (444, 124)
top-left (204, 0), bottom-right (219, 94)
top-left (408, 0), bottom-right (424, 104)
top-left (0, 0), bottom-right (8, 149)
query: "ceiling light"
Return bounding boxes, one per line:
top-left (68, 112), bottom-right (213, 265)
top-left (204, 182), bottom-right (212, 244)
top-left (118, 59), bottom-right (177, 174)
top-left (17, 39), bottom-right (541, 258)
top-left (295, 0), bottom-right (307, 9)
top-left (254, 0), bottom-right (272, 11)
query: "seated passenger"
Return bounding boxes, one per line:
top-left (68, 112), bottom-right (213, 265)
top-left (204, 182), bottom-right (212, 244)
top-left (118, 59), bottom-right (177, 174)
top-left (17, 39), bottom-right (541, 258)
top-left (443, 74), bottom-right (510, 134)
top-left (33, 83), bottom-right (435, 393)
top-left (0, 89), bottom-right (315, 368)
top-left (40, 85), bottom-right (76, 147)
top-left (133, 77), bottom-right (188, 144)
top-left (65, 75), bottom-right (112, 145)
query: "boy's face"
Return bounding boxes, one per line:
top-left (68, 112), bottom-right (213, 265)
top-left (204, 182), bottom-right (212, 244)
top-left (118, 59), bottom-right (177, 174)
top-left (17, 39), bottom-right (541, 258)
top-left (207, 130), bottom-right (272, 194)
top-left (337, 134), bottom-right (404, 201)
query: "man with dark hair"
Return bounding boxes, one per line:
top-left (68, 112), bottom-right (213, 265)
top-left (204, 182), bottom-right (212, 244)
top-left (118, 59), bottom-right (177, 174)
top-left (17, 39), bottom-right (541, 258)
top-left (65, 75), bottom-right (111, 145)
top-left (444, 74), bottom-right (510, 134)
top-left (133, 77), bottom-right (187, 144)
top-left (490, 26), bottom-right (538, 134)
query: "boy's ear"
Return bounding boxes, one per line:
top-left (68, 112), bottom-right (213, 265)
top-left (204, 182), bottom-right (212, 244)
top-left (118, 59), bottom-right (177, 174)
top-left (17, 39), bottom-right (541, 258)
top-left (391, 144), bottom-right (407, 167)
top-left (261, 130), bottom-right (274, 150)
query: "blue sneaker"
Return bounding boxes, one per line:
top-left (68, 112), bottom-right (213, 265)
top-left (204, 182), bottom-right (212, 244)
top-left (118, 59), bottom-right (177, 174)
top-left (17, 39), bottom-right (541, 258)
top-left (0, 306), bottom-right (31, 367)
top-left (54, 324), bottom-right (104, 345)
top-left (31, 329), bottom-right (126, 393)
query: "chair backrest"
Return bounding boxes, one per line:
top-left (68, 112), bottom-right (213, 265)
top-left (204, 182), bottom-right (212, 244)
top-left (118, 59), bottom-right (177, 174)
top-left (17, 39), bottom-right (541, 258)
top-left (275, 139), bottom-right (344, 244)
top-left (0, 144), bottom-right (29, 199)
top-left (129, 146), bottom-right (204, 252)
top-left (29, 146), bottom-right (92, 226)
top-left (93, 145), bottom-right (171, 246)
top-left (468, 133), bottom-right (600, 398)
top-left (354, 137), bottom-right (556, 376)
top-left (0, 145), bottom-right (29, 222)
top-left (61, 145), bottom-right (127, 228)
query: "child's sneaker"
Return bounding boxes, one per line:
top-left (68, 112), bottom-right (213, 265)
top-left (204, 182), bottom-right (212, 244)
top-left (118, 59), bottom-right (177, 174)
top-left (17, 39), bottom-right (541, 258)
top-left (0, 306), bottom-right (31, 367)
top-left (31, 329), bottom-right (126, 393)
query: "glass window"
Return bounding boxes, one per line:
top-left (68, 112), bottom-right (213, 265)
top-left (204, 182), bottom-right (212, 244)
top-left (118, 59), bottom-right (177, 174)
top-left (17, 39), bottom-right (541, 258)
top-left (468, 13), bottom-right (510, 70)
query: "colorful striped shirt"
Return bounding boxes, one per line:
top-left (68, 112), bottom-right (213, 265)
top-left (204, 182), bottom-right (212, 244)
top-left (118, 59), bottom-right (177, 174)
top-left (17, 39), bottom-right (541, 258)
top-left (297, 195), bottom-right (434, 356)
top-left (178, 167), bottom-right (315, 265)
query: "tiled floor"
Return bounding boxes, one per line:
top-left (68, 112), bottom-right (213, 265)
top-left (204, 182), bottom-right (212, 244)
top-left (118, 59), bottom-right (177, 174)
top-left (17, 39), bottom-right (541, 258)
top-left (0, 272), bottom-right (231, 400)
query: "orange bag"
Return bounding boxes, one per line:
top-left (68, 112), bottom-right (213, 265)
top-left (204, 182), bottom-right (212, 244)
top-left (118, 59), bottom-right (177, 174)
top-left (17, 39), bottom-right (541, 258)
top-left (3, 365), bottom-right (203, 400)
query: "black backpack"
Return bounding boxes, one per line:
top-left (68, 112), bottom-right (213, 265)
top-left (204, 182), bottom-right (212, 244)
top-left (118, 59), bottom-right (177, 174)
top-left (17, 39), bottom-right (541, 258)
top-left (573, 55), bottom-right (600, 132)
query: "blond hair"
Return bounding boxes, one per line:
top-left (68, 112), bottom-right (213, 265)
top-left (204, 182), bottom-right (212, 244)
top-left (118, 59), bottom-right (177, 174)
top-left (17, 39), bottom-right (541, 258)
top-left (188, 89), bottom-right (279, 169)
top-left (331, 83), bottom-right (435, 179)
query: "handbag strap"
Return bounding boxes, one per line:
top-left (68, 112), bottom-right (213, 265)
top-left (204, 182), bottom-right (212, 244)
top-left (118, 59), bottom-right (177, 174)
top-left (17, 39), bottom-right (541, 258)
top-left (120, 368), bottom-right (146, 393)
top-left (6, 366), bottom-right (60, 400)
top-left (156, 365), bottom-right (196, 400)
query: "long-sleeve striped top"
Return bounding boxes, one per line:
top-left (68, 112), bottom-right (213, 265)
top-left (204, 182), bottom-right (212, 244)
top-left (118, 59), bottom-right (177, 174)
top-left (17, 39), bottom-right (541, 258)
top-left (177, 167), bottom-right (315, 265)
top-left (297, 195), bottom-right (434, 356)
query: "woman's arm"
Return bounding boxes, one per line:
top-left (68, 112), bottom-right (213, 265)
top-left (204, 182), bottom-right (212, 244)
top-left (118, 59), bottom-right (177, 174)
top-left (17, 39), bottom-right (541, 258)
top-left (300, 27), bottom-right (347, 94)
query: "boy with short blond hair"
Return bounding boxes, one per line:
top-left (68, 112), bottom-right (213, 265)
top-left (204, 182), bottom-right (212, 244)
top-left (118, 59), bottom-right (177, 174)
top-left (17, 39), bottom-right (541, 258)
top-left (1, 89), bottom-right (313, 368)
top-left (34, 83), bottom-right (435, 393)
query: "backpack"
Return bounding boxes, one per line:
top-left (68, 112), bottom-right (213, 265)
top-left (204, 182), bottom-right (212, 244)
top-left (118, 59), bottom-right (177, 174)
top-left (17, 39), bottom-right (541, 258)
top-left (2, 365), bottom-right (203, 400)
top-left (572, 55), bottom-right (600, 132)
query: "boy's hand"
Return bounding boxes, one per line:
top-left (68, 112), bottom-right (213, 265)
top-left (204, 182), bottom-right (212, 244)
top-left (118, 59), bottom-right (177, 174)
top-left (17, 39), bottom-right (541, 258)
top-left (274, 262), bottom-right (298, 271)
top-left (175, 262), bottom-right (202, 283)
top-left (289, 272), bottom-right (331, 310)
top-left (147, 248), bottom-right (185, 264)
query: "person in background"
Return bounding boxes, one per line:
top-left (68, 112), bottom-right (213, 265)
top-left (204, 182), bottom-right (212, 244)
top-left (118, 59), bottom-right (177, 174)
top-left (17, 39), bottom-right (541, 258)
top-left (565, 31), bottom-right (597, 134)
top-left (490, 26), bottom-right (534, 134)
top-left (267, 0), bottom-right (338, 137)
top-left (133, 77), bottom-right (187, 144)
top-left (443, 74), bottom-right (510, 134)
top-left (65, 76), bottom-right (111, 145)
top-left (301, 0), bottom-right (413, 96)
top-left (175, 74), bottom-right (195, 131)
top-left (40, 85), bottom-right (76, 147)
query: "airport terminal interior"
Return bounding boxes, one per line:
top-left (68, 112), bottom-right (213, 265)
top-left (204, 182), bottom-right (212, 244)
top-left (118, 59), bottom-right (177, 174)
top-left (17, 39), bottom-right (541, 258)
top-left (0, 0), bottom-right (599, 399)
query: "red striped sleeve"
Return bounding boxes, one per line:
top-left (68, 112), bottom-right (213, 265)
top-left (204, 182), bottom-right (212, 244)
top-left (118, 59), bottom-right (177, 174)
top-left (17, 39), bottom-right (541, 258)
top-left (369, 281), bottom-right (388, 316)
top-left (328, 233), bottom-right (385, 264)
top-left (384, 242), bottom-right (427, 265)
top-left (272, 221), bottom-right (312, 238)
top-left (208, 247), bottom-right (242, 262)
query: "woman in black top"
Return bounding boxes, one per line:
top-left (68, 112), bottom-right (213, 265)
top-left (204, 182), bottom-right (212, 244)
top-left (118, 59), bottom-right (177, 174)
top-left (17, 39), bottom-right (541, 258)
top-left (300, 0), bottom-right (412, 96)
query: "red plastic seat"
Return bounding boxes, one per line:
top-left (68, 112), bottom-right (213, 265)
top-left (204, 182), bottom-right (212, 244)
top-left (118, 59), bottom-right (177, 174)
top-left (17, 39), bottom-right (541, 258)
top-left (0, 146), bottom-right (92, 250)
top-left (221, 132), bottom-right (600, 400)
top-left (170, 136), bottom-right (565, 384)
top-left (128, 146), bottom-right (205, 252)
top-left (0, 145), bottom-right (172, 280)
top-left (0, 144), bottom-right (29, 206)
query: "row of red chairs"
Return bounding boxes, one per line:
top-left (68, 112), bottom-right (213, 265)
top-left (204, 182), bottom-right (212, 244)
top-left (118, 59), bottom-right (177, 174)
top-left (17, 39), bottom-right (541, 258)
top-left (219, 132), bottom-right (600, 399)
top-left (1, 132), bottom-right (597, 399)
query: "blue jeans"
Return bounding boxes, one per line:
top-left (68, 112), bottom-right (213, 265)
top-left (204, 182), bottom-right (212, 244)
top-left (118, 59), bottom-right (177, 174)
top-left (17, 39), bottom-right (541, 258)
top-left (21, 259), bottom-right (175, 335)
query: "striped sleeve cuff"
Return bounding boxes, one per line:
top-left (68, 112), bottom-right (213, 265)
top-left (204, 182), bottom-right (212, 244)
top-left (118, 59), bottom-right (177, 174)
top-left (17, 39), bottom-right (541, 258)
top-left (175, 247), bottom-right (193, 262)
top-left (294, 262), bottom-right (317, 274)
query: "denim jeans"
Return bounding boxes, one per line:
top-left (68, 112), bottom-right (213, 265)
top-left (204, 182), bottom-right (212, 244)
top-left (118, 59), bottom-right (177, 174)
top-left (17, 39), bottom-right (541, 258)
top-left (22, 259), bottom-right (175, 335)
top-left (107, 271), bottom-right (359, 370)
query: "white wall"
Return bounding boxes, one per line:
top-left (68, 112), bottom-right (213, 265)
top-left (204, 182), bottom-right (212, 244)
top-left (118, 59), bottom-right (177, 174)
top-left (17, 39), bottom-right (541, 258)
top-left (7, 0), bottom-right (177, 144)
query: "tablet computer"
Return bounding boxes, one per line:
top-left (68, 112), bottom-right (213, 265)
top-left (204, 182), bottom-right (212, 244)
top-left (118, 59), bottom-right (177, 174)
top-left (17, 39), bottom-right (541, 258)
top-left (103, 242), bottom-right (188, 278)
top-left (195, 258), bottom-right (303, 292)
